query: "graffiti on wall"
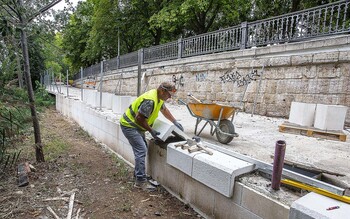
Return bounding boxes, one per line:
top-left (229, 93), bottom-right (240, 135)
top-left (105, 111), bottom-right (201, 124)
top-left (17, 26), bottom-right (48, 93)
top-left (220, 69), bottom-right (260, 87)
top-left (172, 74), bottom-right (184, 87)
top-left (195, 72), bottom-right (208, 82)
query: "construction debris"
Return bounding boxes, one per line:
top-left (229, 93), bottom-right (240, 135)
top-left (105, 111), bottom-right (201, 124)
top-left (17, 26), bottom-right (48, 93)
top-left (47, 206), bottom-right (61, 219)
top-left (67, 192), bottom-right (76, 219)
top-left (174, 141), bottom-right (213, 155)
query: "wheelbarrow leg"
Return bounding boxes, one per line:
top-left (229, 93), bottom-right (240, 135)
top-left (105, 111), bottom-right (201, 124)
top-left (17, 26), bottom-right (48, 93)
top-left (194, 118), bottom-right (202, 136)
top-left (195, 117), bottom-right (210, 136)
top-left (217, 108), bottom-right (224, 127)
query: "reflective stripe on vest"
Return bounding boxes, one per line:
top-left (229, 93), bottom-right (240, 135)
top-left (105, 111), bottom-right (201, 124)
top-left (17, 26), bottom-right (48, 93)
top-left (120, 89), bottom-right (163, 130)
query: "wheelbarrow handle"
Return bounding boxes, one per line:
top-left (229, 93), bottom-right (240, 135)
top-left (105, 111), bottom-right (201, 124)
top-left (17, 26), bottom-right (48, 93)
top-left (178, 99), bottom-right (187, 105)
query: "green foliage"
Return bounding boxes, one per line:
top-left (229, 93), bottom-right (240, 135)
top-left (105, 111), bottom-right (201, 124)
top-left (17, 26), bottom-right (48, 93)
top-left (0, 82), bottom-right (54, 169)
top-left (149, 0), bottom-right (252, 37)
top-left (61, 0), bottom-right (94, 72)
top-left (35, 81), bottom-right (55, 107)
top-left (83, 0), bottom-right (120, 62)
top-left (0, 87), bottom-right (31, 170)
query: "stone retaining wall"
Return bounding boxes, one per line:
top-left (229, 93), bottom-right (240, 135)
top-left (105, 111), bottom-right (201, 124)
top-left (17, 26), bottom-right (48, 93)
top-left (94, 35), bottom-right (350, 125)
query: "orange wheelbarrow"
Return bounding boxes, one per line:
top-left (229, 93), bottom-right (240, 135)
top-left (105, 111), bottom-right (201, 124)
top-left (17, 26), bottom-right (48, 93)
top-left (179, 99), bottom-right (239, 144)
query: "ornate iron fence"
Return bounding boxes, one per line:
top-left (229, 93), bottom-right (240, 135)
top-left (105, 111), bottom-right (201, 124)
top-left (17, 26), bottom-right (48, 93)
top-left (143, 41), bottom-right (179, 63)
top-left (246, 0), bottom-right (350, 47)
top-left (119, 51), bottom-right (138, 68)
top-left (73, 0), bottom-right (350, 80)
top-left (104, 56), bottom-right (119, 72)
top-left (182, 25), bottom-right (243, 57)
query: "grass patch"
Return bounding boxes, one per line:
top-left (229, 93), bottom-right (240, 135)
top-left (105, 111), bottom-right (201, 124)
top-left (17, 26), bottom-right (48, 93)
top-left (110, 154), bottom-right (131, 181)
top-left (44, 138), bottom-right (69, 161)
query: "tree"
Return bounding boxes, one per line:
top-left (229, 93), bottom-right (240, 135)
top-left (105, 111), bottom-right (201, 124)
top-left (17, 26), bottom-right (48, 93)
top-left (250, 0), bottom-right (339, 21)
top-left (149, 0), bottom-right (252, 37)
top-left (61, 0), bottom-right (94, 71)
top-left (128, 0), bottom-right (168, 45)
top-left (0, 0), bottom-right (62, 162)
top-left (0, 14), bottom-right (24, 87)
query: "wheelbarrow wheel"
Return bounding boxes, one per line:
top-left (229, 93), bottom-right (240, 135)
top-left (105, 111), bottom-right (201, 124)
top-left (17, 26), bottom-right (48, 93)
top-left (216, 119), bottom-right (235, 144)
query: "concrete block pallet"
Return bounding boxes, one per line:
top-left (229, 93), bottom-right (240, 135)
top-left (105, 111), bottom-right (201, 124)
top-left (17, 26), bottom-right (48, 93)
top-left (279, 122), bottom-right (347, 142)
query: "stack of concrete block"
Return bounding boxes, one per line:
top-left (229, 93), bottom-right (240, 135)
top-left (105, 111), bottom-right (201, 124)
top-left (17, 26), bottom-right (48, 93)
top-left (289, 102), bottom-right (348, 131)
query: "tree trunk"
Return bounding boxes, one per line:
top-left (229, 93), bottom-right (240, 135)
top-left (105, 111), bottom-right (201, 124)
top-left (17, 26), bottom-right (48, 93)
top-left (18, 0), bottom-right (45, 162)
top-left (20, 29), bottom-right (45, 162)
top-left (12, 36), bottom-right (24, 88)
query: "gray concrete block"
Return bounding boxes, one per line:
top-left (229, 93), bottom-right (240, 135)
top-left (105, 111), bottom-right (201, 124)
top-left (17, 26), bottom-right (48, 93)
top-left (314, 104), bottom-right (348, 131)
top-left (289, 192), bottom-right (350, 219)
top-left (241, 185), bottom-right (290, 219)
top-left (152, 118), bottom-right (175, 141)
top-left (214, 189), bottom-right (262, 219)
top-left (167, 142), bottom-right (202, 176)
top-left (120, 96), bottom-right (132, 113)
top-left (112, 95), bottom-right (122, 114)
top-left (192, 150), bottom-right (255, 197)
top-left (101, 92), bottom-right (113, 109)
top-left (289, 102), bottom-right (316, 126)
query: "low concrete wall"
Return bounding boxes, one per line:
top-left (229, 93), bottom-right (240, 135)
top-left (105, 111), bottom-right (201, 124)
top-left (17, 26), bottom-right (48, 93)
top-left (92, 35), bottom-right (350, 125)
top-left (55, 92), bottom-right (292, 219)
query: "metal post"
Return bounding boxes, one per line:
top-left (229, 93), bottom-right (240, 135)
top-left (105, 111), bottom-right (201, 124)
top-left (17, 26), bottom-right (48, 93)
top-left (99, 61), bottom-right (104, 110)
top-left (251, 65), bottom-right (264, 117)
top-left (80, 67), bottom-right (83, 101)
top-left (240, 22), bottom-right (248, 49)
top-left (271, 140), bottom-right (287, 190)
top-left (118, 26), bottom-right (120, 57)
top-left (66, 69), bottom-right (69, 97)
top-left (59, 72), bottom-right (62, 93)
top-left (178, 37), bottom-right (183, 59)
top-left (137, 49), bottom-right (144, 96)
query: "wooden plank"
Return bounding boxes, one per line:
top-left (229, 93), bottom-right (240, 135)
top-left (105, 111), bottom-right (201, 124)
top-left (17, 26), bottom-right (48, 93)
top-left (17, 163), bottom-right (29, 187)
top-left (278, 122), bottom-right (347, 142)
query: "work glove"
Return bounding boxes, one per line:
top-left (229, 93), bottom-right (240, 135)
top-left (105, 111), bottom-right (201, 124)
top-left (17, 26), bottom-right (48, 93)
top-left (173, 120), bottom-right (184, 131)
top-left (150, 129), bottom-right (161, 141)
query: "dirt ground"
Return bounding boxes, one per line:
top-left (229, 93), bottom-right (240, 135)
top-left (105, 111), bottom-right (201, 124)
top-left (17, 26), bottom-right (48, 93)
top-left (0, 107), bottom-right (201, 219)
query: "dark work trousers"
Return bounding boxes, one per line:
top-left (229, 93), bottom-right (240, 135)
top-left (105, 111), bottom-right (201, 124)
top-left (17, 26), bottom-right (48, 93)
top-left (120, 125), bottom-right (148, 182)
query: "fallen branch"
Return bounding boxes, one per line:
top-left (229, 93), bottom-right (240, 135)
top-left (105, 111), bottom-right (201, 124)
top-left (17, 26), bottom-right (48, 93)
top-left (47, 206), bottom-right (61, 219)
top-left (61, 188), bottom-right (79, 197)
top-left (141, 198), bottom-right (150, 203)
top-left (66, 192), bottom-right (75, 219)
top-left (44, 197), bottom-right (69, 202)
top-left (43, 197), bottom-right (83, 204)
top-left (75, 208), bottom-right (81, 219)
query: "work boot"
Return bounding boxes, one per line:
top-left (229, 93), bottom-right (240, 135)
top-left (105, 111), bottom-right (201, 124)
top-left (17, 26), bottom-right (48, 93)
top-left (134, 180), bottom-right (156, 192)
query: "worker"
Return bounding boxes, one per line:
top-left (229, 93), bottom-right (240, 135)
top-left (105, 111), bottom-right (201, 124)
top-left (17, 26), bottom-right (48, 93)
top-left (120, 82), bottom-right (184, 191)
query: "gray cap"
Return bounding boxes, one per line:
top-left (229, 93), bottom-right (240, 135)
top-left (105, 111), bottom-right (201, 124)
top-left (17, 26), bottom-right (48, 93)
top-left (159, 82), bottom-right (176, 93)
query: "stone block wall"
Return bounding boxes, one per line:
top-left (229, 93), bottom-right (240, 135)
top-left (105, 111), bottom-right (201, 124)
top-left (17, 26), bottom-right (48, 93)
top-left (95, 35), bottom-right (350, 125)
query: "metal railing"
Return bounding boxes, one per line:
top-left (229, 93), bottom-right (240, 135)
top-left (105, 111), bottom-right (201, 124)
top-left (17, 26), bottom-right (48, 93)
top-left (119, 51), bottom-right (138, 68)
top-left (73, 0), bottom-right (350, 80)
top-left (182, 25), bottom-right (243, 57)
top-left (143, 41), bottom-right (179, 63)
top-left (246, 0), bottom-right (350, 47)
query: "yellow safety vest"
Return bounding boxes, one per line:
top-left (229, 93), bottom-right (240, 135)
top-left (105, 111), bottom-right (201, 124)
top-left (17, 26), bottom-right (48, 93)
top-left (120, 89), bottom-right (163, 130)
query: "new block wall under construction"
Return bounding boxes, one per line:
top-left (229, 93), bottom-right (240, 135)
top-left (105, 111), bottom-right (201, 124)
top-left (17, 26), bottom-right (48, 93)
top-left (92, 35), bottom-right (350, 125)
